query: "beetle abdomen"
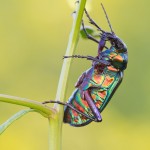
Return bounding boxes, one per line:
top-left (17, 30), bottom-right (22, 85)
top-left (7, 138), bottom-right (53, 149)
top-left (63, 68), bottom-right (123, 127)
top-left (64, 89), bottom-right (93, 126)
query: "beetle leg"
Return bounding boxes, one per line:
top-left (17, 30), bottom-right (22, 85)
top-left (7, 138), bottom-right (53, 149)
top-left (82, 20), bottom-right (108, 50)
top-left (84, 8), bottom-right (104, 32)
top-left (97, 32), bottom-right (109, 55)
top-left (83, 90), bottom-right (102, 122)
top-left (82, 20), bottom-right (99, 44)
top-left (42, 100), bottom-right (95, 121)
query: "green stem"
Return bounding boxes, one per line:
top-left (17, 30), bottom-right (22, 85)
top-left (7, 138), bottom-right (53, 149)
top-left (48, 0), bottom-right (87, 150)
top-left (0, 94), bottom-right (56, 118)
top-left (48, 117), bottom-right (62, 150)
top-left (0, 109), bottom-right (35, 135)
top-left (55, 0), bottom-right (87, 107)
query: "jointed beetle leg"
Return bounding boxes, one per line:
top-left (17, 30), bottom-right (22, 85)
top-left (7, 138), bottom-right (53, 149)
top-left (42, 100), bottom-right (95, 121)
top-left (82, 20), bottom-right (99, 44)
top-left (82, 90), bottom-right (102, 122)
top-left (82, 20), bottom-right (108, 49)
top-left (84, 8), bottom-right (104, 33)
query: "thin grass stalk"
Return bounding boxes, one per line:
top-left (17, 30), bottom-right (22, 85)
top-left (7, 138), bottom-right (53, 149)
top-left (48, 1), bottom-right (87, 150)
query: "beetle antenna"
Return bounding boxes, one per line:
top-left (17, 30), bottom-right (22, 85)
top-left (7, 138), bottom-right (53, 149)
top-left (101, 3), bottom-right (114, 34)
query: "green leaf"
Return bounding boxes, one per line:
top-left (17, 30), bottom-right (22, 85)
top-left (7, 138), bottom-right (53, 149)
top-left (80, 26), bottom-right (95, 38)
top-left (80, 26), bottom-right (100, 39)
top-left (0, 109), bottom-right (35, 135)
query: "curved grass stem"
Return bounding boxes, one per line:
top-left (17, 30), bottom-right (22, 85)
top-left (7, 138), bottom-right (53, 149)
top-left (48, 0), bottom-right (87, 150)
top-left (0, 94), bottom-right (56, 118)
top-left (0, 109), bottom-right (35, 135)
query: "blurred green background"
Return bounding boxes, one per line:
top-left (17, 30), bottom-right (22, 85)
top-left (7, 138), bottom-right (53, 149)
top-left (0, 0), bottom-right (149, 150)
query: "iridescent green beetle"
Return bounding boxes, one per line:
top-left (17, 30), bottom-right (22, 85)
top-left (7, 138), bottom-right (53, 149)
top-left (43, 4), bottom-right (128, 127)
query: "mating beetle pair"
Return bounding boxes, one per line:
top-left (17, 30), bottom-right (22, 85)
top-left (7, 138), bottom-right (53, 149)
top-left (43, 4), bottom-right (128, 127)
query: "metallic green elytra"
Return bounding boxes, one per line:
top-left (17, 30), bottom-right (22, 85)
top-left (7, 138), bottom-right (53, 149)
top-left (64, 46), bottom-right (127, 126)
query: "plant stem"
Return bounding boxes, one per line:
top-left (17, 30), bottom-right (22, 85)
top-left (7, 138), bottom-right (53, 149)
top-left (0, 94), bottom-right (56, 118)
top-left (55, 0), bottom-right (87, 108)
top-left (0, 109), bottom-right (35, 135)
top-left (48, 117), bottom-right (62, 150)
top-left (48, 0), bottom-right (87, 150)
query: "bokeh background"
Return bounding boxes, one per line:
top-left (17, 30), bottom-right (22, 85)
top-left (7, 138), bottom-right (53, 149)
top-left (0, 0), bottom-right (149, 150)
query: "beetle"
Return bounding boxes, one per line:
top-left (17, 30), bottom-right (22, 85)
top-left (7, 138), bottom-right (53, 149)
top-left (43, 3), bottom-right (128, 127)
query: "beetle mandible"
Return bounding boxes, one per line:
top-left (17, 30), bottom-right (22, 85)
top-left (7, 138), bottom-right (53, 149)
top-left (43, 3), bottom-right (128, 127)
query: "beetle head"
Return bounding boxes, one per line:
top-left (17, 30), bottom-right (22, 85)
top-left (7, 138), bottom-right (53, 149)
top-left (106, 33), bottom-right (127, 52)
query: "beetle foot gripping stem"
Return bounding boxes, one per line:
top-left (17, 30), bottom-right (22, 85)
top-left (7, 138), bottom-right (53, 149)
top-left (42, 100), bottom-right (95, 121)
top-left (42, 100), bottom-right (66, 105)
top-left (63, 55), bottom-right (110, 66)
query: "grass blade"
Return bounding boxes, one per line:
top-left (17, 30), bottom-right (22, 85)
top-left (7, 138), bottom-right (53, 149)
top-left (0, 109), bottom-right (35, 135)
